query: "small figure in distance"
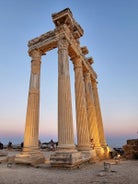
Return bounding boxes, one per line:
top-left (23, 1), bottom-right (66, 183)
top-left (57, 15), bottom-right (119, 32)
top-left (7, 141), bottom-right (12, 150)
top-left (50, 139), bottom-right (55, 151)
top-left (0, 142), bottom-right (3, 149)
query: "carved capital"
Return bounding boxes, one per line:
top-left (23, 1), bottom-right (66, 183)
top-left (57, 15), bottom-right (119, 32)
top-left (30, 49), bottom-right (41, 58)
top-left (72, 57), bottom-right (82, 70)
top-left (30, 50), bottom-right (41, 74)
top-left (86, 57), bottom-right (94, 65)
top-left (84, 71), bottom-right (91, 82)
top-left (81, 46), bottom-right (89, 55)
top-left (58, 37), bottom-right (69, 51)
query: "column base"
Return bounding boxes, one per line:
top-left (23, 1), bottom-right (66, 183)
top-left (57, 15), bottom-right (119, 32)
top-left (95, 146), bottom-right (109, 160)
top-left (81, 149), bottom-right (98, 162)
top-left (15, 148), bottom-right (45, 166)
top-left (50, 150), bottom-right (82, 168)
top-left (57, 143), bottom-right (75, 150)
top-left (103, 145), bottom-right (110, 159)
top-left (77, 145), bottom-right (91, 151)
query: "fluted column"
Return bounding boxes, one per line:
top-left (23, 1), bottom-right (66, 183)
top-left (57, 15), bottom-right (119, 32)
top-left (91, 80), bottom-right (106, 147)
top-left (23, 49), bottom-right (42, 153)
top-left (84, 72), bottom-right (101, 147)
top-left (72, 57), bottom-right (90, 151)
top-left (58, 37), bottom-right (75, 150)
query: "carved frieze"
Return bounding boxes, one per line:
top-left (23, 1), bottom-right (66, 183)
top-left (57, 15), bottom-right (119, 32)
top-left (28, 30), bottom-right (57, 54)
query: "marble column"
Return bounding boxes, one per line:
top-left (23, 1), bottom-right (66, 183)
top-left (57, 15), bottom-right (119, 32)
top-left (57, 37), bottom-right (75, 150)
top-left (23, 50), bottom-right (41, 151)
top-left (72, 57), bottom-right (91, 151)
top-left (91, 80), bottom-right (107, 147)
top-left (84, 72), bottom-right (101, 148)
top-left (50, 38), bottom-right (83, 167)
top-left (15, 49), bottom-right (44, 165)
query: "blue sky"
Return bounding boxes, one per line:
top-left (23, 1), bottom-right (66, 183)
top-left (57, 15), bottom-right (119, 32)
top-left (0, 0), bottom-right (138, 147)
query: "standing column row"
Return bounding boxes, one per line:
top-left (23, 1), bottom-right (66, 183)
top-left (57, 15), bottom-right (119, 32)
top-left (72, 56), bottom-right (107, 153)
top-left (22, 48), bottom-right (106, 155)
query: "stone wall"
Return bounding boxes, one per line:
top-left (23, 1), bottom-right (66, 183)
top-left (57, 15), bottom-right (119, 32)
top-left (123, 139), bottom-right (138, 159)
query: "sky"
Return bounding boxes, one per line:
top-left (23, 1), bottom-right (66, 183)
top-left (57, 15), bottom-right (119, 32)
top-left (0, 0), bottom-right (138, 147)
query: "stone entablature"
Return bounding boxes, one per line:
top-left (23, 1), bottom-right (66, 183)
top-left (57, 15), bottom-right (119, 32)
top-left (28, 9), bottom-right (96, 80)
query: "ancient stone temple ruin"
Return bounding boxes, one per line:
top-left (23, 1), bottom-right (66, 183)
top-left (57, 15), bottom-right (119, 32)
top-left (15, 8), bottom-right (108, 167)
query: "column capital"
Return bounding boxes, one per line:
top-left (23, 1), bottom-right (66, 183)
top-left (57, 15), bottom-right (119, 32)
top-left (58, 37), bottom-right (69, 50)
top-left (71, 56), bottom-right (83, 70)
top-left (30, 50), bottom-right (42, 74)
top-left (84, 71), bottom-right (91, 81)
top-left (29, 49), bottom-right (42, 58)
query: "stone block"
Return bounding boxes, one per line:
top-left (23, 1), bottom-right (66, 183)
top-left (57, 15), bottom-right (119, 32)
top-left (50, 151), bottom-right (82, 168)
top-left (15, 152), bottom-right (45, 166)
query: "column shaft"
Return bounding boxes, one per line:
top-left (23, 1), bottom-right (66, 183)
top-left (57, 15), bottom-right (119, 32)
top-left (73, 57), bottom-right (90, 151)
top-left (58, 37), bottom-right (75, 149)
top-left (84, 72), bottom-right (100, 147)
top-left (92, 80), bottom-right (106, 147)
top-left (23, 50), bottom-right (41, 152)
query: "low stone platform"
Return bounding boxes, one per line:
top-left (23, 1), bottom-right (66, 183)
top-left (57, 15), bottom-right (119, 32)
top-left (15, 151), bottom-right (45, 166)
top-left (0, 150), bottom-right (8, 157)
top-left (50, 150), bottom-right (83, 168)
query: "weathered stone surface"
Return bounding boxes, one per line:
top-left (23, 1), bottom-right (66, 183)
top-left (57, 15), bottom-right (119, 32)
top-left (0, 150), bottom-right (8, 157)
top-left (87, 57), bottom-right (94, 65)
top-left (81, 46), bottom-right (89, 55)
top-left (52, 8), bottom-right (84, 39)
top-left (123, 139), bottom-right (138, 159)
top-left (15, 151), bottom-right (45, 166)
top-left (50, 151), bottom-right (82, 168)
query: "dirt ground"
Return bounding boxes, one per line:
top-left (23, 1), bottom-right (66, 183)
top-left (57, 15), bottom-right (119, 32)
top-left (0, 151), bottom-right (138, 184)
